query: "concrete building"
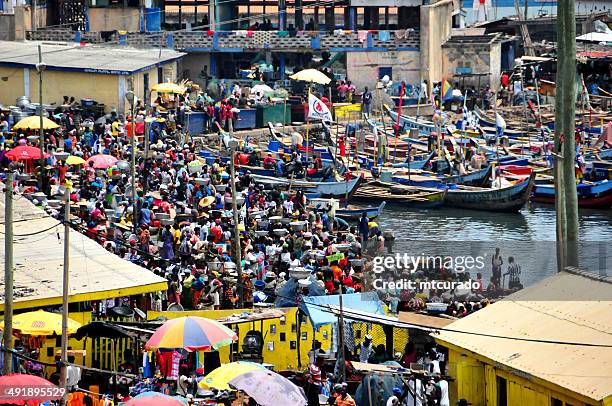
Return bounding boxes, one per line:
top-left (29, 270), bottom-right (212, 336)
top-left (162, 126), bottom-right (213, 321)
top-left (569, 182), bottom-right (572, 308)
top-left (435, 268), bottom-right (612, 406)
top-left (0, 41), bottom-right (184, 114)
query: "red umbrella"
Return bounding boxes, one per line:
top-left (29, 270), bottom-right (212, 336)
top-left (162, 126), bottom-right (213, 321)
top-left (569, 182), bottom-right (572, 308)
top-left (87, 154), bottom-right (118, 169)
top-left (5, 146), bottom-right (43, 161)
top-left (0, 374), bottom-right (65, 405)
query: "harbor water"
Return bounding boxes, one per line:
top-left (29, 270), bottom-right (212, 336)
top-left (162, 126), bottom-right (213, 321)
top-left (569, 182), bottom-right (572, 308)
top-left (376, 204), bottom-right (612, 290)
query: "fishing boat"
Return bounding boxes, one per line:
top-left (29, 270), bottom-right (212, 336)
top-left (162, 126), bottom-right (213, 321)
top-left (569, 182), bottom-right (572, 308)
top-left (531, 179), bottom-right (612, 208)
top-left (388, 165), bottom-right (492, 188)
top-left (354, 181), bottom-right (447, 209)
top-left (384, 105), bottom-right (436, 135)
top-left (308, 198), bottom-right (387, 220)
top-left (444, 173), bottom-right (535, 212)
top-left (250, 173), bottom-right (363, 200)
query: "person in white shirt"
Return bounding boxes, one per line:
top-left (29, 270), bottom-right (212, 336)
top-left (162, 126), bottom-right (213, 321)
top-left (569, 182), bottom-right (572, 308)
top-left (438, 377), bottom-right (450, 406)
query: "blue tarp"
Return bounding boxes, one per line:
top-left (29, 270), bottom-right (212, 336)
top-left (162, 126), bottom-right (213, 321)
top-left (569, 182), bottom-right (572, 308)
top-left (300, 292), bottom-right (386, 328)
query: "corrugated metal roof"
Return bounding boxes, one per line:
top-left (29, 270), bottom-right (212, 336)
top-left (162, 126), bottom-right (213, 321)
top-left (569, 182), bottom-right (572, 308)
top-left (0, 186), bottom-right (168, 309)
top-left (435, 269), bottom-right (612, 402)
top-left (0, 41), bottom-right (185, 74)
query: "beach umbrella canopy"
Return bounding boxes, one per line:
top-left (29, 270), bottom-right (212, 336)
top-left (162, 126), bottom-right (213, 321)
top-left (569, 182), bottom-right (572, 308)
top-left (145, 316), bottom-right (237, 351)
top-left (250, 84), bottom-right (274, 94)
top-left (124, 392), bottom-right (186, 406)
top-left (290, 69), bottom-right (331, 85)
top-left (65, 155), bottom-right (86, 165)
top-left (5, 145), bottom-right (43, 161)
top-left (152, 82), bottom-right (187, 94)
top-left (0, 310), bottom-right (81, 336)
top-left (229, 370), bottom-right (307, 406)
top-left (0, 374), bottom-right (64, 405)
top-left (12, 116), bottom-right (60, 131)
top-left (87, 154), bottom-right (118, 169)
top-left (199, 362), bottom-right (266, 390)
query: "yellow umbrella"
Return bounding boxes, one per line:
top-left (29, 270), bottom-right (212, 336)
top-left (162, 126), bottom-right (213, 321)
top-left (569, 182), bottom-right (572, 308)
top-left (290, 69), bottom-right (331, 85)
top-left (198, 362), bottom-right (266, 390)
top-left (65, 155), bottom-right (86, 165)
top-left (151, 82), bottom-right (187, 94)
top-left (12, 116), bottom-right (60, 131)
top-left (1, 310), bottom-right (81, 336)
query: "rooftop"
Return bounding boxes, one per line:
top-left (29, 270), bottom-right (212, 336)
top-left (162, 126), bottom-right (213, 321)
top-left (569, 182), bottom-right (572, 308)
top-left (0, 185), bottom-right (168, 310)
top-left (435, 268), bottom-right (612, 403)
top-left (0, 41), bottom-right (185, 75)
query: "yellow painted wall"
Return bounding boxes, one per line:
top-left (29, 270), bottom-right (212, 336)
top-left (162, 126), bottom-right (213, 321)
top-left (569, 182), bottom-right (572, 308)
top-left (28, 70), bottom-right (120, 112)
top-left (445, 347), bottom-right (603, 406)
top-left (148, 308), bottom-right (332, 371)
top-left (0, 67), bottom-right (25, 107)
top-left (1, 63), bottom-right (173, 116)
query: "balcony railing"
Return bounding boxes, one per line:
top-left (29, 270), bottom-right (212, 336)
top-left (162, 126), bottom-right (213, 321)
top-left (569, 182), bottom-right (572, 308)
top-left (27, 29), bottom-right (420, 51)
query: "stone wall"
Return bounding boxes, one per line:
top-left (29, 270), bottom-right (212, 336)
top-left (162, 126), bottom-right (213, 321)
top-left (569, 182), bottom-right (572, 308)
top-left (441, 38), bottom-right (502, 88)
top-left (346, 50), bottom-right (420, 90)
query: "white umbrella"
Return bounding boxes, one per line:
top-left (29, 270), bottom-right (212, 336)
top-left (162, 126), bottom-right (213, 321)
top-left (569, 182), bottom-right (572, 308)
top-left (250, 84), bottom-right (274, 94)
top-left (229, 370), bottom-right (307, 406)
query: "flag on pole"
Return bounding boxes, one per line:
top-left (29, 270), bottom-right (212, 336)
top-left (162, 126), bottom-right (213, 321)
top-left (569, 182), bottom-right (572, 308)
top-left (442, 80), bottom-right (453, 102)
top-left (495, 112), bottom-right (506, 137)
top-left (308, 94), bottom-right (333, 122)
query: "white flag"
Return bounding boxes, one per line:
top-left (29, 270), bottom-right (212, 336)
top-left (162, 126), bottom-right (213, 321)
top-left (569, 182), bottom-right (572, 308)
top-left (495, 112), bottom-right (506, 136)
top-left (308, 94), bottom-right (333, 122)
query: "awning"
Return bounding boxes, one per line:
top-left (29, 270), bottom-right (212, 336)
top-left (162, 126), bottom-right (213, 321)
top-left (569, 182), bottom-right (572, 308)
top-left (300, 292), bottom-right (386, 328)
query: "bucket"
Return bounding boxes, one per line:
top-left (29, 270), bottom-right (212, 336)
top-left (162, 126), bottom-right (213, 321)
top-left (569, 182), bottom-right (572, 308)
top-left (268, 139), bottom-right (280, 153)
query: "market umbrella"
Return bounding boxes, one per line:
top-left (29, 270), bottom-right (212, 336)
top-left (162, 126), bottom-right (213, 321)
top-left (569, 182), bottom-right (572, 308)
top-left (12, 116), bottom-right (60, 131)
top-left (65, 155), bottom-right (86, 165)
top-left (116, 160), bottom-right (131, 171)
top-left (145, 316), bottom-right (237, 351)
top-left (199, 361), bottom-right (266, 390)
top-left (5, 145), bottom-right (43, 161)
top-left (0, 310), bottom-right (81, 336)
top-left (290, 69), bottom-right (331, 85)
top-left (124, 392), bottom-right (186, 406)
top-left (87, 154), bottom-right (118, 169)
top-left (229, 370), bottom-right (307, 406)
top-left (250, 84), bottom-right (274, 94)
top-left (0, 374), bottom-right (64, 405)
top-left (151, 82), bottom-right (187, 94)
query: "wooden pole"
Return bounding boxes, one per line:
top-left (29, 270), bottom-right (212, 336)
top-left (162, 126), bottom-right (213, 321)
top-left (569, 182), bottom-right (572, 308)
top-left (38, 45), bottom-right (45, 193)
top-left (394, 81), bottom-right (405, 164)
top-left (3, 172), bottom-right (14, 375)
top-left (556, 0), bottom-right (579, 268)
top-left (229, 149), bottom-right (243, 308)
top-left (338, 291), bottom-right (346, 382)
top-left (60, 186), bottom-right (71, 406)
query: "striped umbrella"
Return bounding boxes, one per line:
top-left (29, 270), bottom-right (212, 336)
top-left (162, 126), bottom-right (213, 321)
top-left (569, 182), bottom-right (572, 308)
top-left (145, 316), bottom-right (237, 352)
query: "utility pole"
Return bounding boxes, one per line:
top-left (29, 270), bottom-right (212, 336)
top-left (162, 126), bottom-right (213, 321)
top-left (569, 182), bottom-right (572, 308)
top-left (3, 172), bottom-right (14, 375)
top-left (59, 186), bottom-right (71, 405)
top-left (37, 45), bottom-right (46, 192)
top-left (228, 140), bottom-right (243, 308)
top-left (555, 0), bottom-right (579, 269)
top-left (126, 91), bottom-right (138, 232)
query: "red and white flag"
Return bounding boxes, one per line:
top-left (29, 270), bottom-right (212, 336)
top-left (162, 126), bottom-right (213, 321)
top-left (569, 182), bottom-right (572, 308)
top-left (308, 94), bottom-right (333, 122)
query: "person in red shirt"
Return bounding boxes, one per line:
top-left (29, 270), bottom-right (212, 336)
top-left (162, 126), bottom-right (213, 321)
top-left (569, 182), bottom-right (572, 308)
top-left (210, 219), bottom-right (223, 243)
top-left (57, 161), bottom-right (69, 184)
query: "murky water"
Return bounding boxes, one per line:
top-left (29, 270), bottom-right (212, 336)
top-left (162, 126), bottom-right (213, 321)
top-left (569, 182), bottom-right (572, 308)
top-left (374, 203), bottom-right (612, 288)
